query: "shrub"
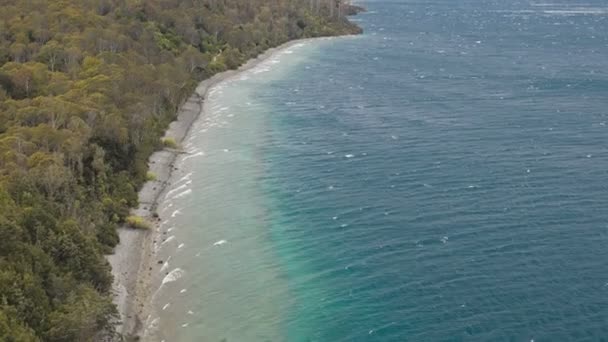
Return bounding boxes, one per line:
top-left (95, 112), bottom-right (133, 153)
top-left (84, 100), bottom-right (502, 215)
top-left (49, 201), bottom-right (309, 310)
top-left (125, 216), bottom-right (150, 229)
top-left (161, 137), bottom-right (178, 149)
top-left (146, 171), bottom-right (157, 181)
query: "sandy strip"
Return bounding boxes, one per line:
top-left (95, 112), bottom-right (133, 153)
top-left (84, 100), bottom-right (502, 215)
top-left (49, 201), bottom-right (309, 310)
top-left (105, 38), bottom-right (329, 340)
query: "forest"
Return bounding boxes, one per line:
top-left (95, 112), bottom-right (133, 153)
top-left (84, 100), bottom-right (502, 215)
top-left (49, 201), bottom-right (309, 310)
top-left (0, 0), bottom-right (360, 340)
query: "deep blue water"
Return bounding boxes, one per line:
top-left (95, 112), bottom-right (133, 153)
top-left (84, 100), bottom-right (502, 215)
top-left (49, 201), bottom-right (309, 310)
top-left (259, 1), bottom-right (608, 340)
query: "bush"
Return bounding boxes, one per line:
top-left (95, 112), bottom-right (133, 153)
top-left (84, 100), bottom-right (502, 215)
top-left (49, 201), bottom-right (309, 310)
top-left (146, 171), bottom-right (157, 181)
top-left (97, 222), bottom-right (119, 250)
top-left (125, 216), bottom-right (150, 229)
top-left (205, 60), bottom-right (227, 75)
top-left (161, 137), bottom-right (179, 149)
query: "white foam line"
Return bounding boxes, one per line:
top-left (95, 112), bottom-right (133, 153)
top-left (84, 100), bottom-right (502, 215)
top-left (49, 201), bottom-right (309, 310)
top-left (170, 189), bottom-right (192, 200)
top-left (175, 172), bottom-right (193, 184)
top-left (165, 184), bottom-right (188, 199)
top-left (162, 268), bottom-right (184, 285)
top-left (147, 317), bottom-right (160, 330)
top-left (161, 236), bottom-right (176, 245)
top-left (159, 256), bottom-right (171, 272)
top-left (182, 151), bottom-right (205, 162)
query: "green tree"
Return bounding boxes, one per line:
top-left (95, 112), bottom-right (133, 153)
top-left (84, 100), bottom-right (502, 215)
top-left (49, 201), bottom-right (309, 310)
top-left (0, 0), bottom-right (361, 339)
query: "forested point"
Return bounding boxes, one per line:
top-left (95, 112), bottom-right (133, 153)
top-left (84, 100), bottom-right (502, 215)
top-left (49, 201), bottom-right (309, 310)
top-left (0, 0), bottom-right (361, 340)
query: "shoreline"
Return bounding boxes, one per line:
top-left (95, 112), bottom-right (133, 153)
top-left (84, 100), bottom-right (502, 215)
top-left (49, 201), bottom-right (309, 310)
top-left (106, 37), bottom-right (331, 340)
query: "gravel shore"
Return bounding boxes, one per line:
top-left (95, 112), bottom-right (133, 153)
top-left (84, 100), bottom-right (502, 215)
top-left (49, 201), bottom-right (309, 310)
top-left (105, 38), bottom-right (322, 340)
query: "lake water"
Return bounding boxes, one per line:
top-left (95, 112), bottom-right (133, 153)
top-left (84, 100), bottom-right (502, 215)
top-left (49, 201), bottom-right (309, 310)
top-left (149, 1), bottom-right (608, 340)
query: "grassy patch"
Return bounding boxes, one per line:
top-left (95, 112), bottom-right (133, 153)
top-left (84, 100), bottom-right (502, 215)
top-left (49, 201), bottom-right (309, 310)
top-left (146, 171), bottom-right (157, 181)
top-left (125, 216), bottom-right (150, 229)
top-left (161, 137), bottom-right (179, 149)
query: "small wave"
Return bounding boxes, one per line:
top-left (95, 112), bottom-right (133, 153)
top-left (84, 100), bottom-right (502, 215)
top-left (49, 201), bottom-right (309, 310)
top-left (147, 317), bottom-right (160, 330)
top-left (176, 172), bottom-right (192, 184)
top-left (162, 268), bottom-right (185, 285)
top-left (544, 9), bottom-right (608, 15)
top-left (159, 257), bottom-right (171, 273)
top-left (165, 184), bottom-right (188, 199)
top-left (171, 209), bottom-right (181, 218)
top-left (253, 67), bottom-right (271, 74)
top-left (345, 154), bottom-right (355, 158)
top-left (161, 236), bottom-right (176, 245)
top-left (186, 134), bottom-right (199, 142)
top-left (213, 239), bottom-right (228, 246)
top-left (182, 151), bottom-right (205, 161)
top-left (162, 303), bottom-right (170, 311)
top-left (180, 289), bottom-right (187, 293)
top-left (171, 189), bottom-right (192, 200)
top-left (178, 243), bottom-right (185, 249)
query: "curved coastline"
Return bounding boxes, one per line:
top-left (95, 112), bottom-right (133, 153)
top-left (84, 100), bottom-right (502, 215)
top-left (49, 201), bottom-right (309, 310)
top-left (106, 37), bottom-right (335, 340)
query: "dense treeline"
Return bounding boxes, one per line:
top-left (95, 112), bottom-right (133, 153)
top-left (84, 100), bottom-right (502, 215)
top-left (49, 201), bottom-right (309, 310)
top-left (0, 0), bottom-right (360, 340)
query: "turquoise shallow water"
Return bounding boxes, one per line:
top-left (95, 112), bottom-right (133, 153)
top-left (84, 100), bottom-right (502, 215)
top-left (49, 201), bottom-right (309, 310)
top-left (151, 1), bottom-right (608, 340)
